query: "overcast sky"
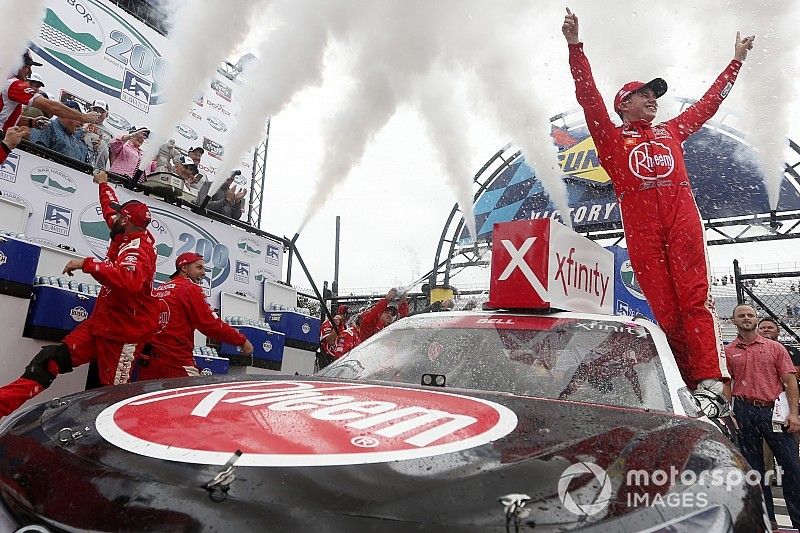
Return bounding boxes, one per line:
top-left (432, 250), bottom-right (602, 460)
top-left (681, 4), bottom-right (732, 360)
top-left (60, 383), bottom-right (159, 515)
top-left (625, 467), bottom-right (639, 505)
top-left (243, 1), bottom-right (800, 294)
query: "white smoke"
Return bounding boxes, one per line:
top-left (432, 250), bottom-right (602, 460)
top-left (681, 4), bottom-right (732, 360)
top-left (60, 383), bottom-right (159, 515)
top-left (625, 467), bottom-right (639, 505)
top-left (290, 0), bottom-right (576, 235)
top-left (414, 68), bottom-right (478, 240)
top-left (718, 1), bottom-right (797, 210)
top-left (211, 0), bottom-right (339, 196)
top-left (0, 0), bottom-right (46, 78)
top-left (139, 0), bottom-right (268, 168)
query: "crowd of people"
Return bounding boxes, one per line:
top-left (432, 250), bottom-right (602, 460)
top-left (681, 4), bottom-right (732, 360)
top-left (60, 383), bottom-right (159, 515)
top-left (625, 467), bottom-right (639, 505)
top-left (0, 50), bottom-right (247, 221)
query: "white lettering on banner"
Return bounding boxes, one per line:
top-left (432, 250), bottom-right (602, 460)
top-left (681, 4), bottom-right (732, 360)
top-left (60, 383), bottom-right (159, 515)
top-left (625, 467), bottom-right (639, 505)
top-left (498, 238), bottom-right (547, 296)
top-left (531, 203), bottom-right (617, 225)
top-left (129, 381), bottom-right (478, 448)
top-left (554, 247), bottom-right (610, 306)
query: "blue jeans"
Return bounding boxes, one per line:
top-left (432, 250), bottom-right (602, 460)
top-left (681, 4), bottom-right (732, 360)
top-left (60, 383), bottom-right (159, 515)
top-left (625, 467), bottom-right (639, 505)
top-left (734, 399), bottom-right (800, 527)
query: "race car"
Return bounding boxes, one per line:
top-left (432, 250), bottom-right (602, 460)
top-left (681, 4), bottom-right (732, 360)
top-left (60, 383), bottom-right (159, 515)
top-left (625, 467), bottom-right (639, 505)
top-left (0, 219), bottom-right (771, 531)
top-left (0, 310), bottom-right (768, 532)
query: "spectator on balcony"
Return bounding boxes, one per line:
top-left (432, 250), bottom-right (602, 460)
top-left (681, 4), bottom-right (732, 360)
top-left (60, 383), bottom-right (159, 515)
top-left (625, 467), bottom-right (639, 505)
top-left (109, 126), bottom-right (148, 179)
top-left (3, 51), bottom-right (100, 132)
top-left (187, 146), bottom-right (204, 167)
top-left (187, 146), bottom-right (206, 188)
top-left (197, 170), bottom-right (246, 219)
top-left (174, 155), bottom-right (199, 189)
top-left (83, 99), bottom-right (109, 170)
top-left (29, 100), bottom-right (88, 163)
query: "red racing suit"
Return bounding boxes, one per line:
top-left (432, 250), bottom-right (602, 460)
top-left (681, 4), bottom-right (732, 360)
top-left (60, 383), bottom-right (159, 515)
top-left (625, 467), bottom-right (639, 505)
top-left (0, 184), bottom-right (162, 416)
top-left (0, 77), bottom-right (39, 131)
top-left (138, 275), bottom-right (247, 379)
top-left (320, 317), bottom-right (345, 359)
top-left (358, 298), bottom-right (409, 342)
top-left (568, 42), bottom-right (740, 388)
top-left (332, 298), bottom-right (409, 359)
top-left (65, 183), bottom-right (163, 384)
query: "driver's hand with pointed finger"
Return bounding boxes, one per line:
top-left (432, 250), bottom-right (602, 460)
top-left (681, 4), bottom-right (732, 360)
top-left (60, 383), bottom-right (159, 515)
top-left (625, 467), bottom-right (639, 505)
top-left (734, 31), bottom-right (755, 62)
top-left (562, 7), bottom-right (580, 45)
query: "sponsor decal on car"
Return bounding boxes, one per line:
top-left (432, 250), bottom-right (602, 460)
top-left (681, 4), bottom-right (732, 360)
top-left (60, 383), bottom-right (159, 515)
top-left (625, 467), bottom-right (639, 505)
top-left (95, 380), bottom-right (518, 466)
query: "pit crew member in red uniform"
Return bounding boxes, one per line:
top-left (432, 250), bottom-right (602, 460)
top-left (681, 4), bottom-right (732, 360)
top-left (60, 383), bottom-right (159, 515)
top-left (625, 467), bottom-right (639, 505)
top-left (0, 171), bottom-right (162, 416)
top-left (318, 304), bottom-right (349, 368)
top-left (137, 252), bottom-right (254, 380)
top-left (1, 51), bottom-right (100, 131)
top-left (332, 290), bottom-right (409, 359)
top-left (562, 8), bottom-right (755, 417)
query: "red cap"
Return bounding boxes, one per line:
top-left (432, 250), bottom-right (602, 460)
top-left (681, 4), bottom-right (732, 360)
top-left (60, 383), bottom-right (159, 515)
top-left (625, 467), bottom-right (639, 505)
top-left (110, 199), bottom-right (151, 228)
top-left (337, 304), bottom-right (350, 316)
top-left (613, 78), bottom-right (667, 113)
top-left (171, 252), bottom-right (204, 278)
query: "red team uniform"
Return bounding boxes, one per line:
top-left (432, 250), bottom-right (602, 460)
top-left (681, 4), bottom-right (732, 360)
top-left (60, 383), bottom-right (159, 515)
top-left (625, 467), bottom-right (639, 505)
top-left (0, 184), bottom-right (162, 415)
top-left (139, 275), bottom-right (247, 379)
top-left (568, 42), bottom-right (741, 388)
top-left (0, 77), bottom-right (40, 131)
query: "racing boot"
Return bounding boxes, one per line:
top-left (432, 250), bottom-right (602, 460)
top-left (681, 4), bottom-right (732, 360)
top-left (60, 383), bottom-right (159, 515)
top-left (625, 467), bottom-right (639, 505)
top-left (692, 378), bottom-right (731, 418)
top-left (693, 379), bottom-right (738, 443)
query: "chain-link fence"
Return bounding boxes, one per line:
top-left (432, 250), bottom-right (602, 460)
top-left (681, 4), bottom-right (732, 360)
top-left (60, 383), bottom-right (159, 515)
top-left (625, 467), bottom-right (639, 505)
top-left (732, 260), bottom-right (800, 347)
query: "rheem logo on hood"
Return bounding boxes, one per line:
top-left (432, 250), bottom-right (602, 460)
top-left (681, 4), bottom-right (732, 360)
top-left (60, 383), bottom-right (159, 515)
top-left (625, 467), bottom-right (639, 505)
top-left (95, 380), bottom-right (518, 466)
top-left (488, 219), bottom-right (614, 314)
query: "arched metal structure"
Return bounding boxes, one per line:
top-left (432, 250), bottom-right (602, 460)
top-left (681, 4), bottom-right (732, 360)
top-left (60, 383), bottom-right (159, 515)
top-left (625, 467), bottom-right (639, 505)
top-left (430, 103), bottom-right (800, 291)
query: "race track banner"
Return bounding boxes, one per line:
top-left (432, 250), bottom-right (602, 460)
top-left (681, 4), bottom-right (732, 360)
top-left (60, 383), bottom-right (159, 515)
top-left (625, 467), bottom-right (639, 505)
top-left (0, 150), bottom-right (282, 309)
top-left (461, 121), bottom-right (800, 244)
top-left (28, 0), bottom-right (255, 194)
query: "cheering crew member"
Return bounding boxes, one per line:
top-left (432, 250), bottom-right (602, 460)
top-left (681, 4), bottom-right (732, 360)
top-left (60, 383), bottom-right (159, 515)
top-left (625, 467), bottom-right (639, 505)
top-left (0, 171), bottom-right (162, 417)
top-left (318, 305), bottom-right (349, 368)
top-left (332, 290), bottom-right (409, 359)
top-left (562, 8), bottom-right (755, 416)
top-left (137, 252), bottom-right (254, 380)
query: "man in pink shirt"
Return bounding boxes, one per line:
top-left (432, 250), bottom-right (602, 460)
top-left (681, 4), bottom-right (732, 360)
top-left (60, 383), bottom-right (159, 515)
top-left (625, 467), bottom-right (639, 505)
top-left (109, 126), bottom-right (149, 178)
top-left (726, 304), bottom-right (800, 529)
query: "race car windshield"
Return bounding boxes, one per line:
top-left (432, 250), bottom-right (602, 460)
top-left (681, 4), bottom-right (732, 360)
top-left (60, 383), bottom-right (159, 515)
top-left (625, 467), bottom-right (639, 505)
top-left (318, 315), bottom-right (673, 412)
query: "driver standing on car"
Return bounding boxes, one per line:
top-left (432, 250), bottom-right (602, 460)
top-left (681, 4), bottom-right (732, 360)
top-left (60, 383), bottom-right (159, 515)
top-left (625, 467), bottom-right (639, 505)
top-left (562, 8), bottom-right (755, 418)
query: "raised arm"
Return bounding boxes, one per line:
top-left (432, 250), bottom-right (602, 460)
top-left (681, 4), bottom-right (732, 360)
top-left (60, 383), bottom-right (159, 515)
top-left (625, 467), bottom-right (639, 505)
top-left (563, 8), bottom-right (616, 155)
top-left (666, 32), bottom-right (754, 142)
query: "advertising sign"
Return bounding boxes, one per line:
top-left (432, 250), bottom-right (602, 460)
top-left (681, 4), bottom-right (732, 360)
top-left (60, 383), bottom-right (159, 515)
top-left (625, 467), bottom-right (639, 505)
top-left (607, 245), bottom-right (655, 321)
top-left (0, 150), bottom-right (282, 309)
top-left (488, 219), bottom-right (614, 314)
top-left (463, 122), bottom-right (800, 244)
top-left (28, 0), bottom-right (256, 197)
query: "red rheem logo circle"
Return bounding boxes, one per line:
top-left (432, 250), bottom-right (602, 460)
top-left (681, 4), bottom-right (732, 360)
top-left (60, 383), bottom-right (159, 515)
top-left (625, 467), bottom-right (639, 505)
top-left (95, 380), bottom-right (518, 466)
top-left (628, 141), bottom-right (675, 180)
